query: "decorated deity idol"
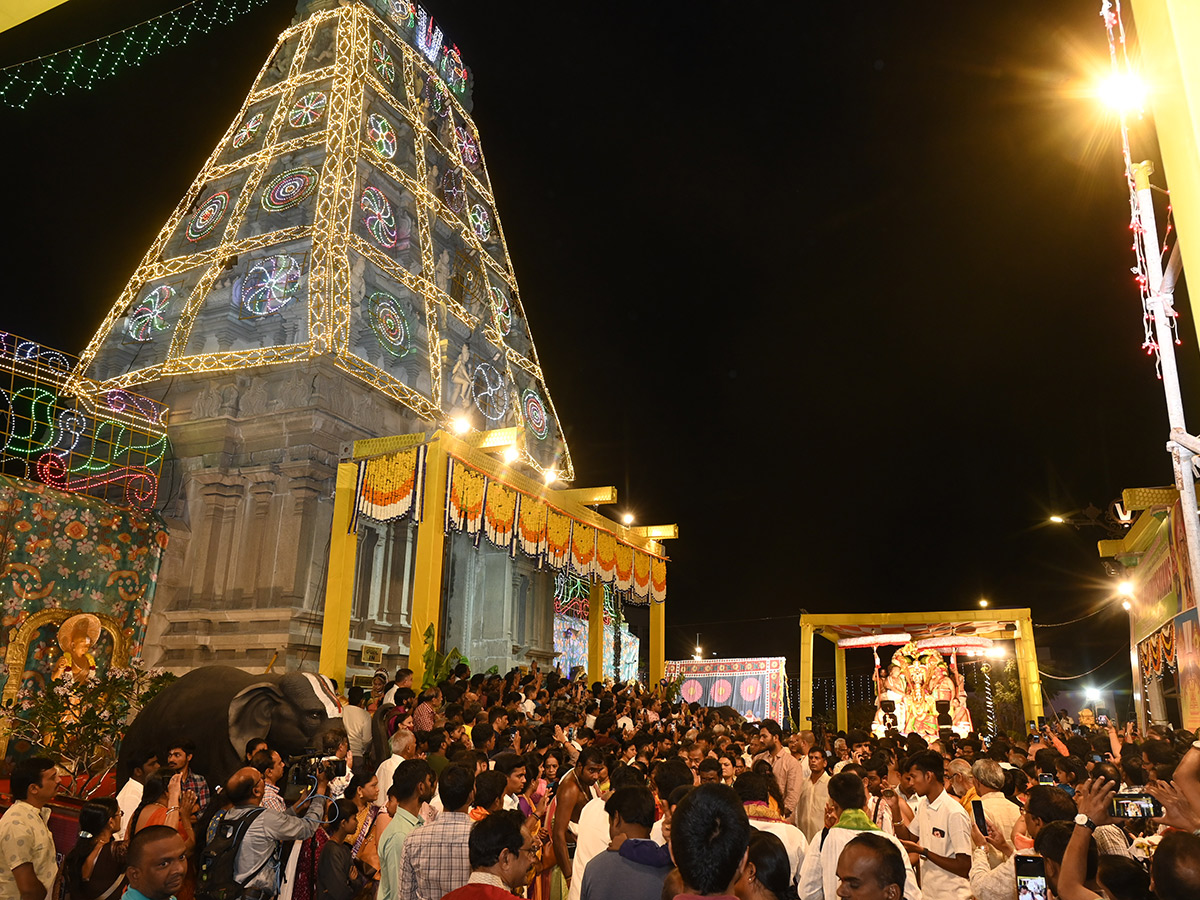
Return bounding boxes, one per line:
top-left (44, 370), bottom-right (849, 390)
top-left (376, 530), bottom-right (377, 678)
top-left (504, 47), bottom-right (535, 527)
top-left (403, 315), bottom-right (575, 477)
top-left (52, 613), bottom-right (101, 683)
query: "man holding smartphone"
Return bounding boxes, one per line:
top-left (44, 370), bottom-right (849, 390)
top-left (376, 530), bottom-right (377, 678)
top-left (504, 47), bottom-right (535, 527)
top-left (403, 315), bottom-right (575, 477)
top-left (894, 750), bottom-right (972, 900)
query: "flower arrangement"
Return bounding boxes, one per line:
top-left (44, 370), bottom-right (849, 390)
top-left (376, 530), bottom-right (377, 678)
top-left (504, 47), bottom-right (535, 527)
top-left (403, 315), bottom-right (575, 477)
top-left (1, 661), bottom-right (175, 797)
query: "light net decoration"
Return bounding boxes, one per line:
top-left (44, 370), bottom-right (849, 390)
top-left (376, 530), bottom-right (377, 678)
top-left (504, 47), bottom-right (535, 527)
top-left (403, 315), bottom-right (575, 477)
top-left (0, 334), bottom-right (167, 508)
top-left (74, 0), bottom-right (573, 480)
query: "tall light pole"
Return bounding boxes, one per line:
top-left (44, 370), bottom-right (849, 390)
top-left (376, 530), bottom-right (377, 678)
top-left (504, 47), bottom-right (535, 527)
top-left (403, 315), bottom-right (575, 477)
top-left (1101, 3), bottom-right (1200, 598)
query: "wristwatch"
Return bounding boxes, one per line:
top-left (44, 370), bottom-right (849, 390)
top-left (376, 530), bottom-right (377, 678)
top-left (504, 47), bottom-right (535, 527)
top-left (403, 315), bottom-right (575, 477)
top-left (1191, 740), bottom-right (1200, 752)
top-left (1074, 813), bottom-right (1096, 830)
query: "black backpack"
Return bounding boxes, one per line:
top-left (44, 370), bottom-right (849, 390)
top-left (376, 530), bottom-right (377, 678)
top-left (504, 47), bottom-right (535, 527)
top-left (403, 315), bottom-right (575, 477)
top-left (196, 807), bottom-right (269, 900)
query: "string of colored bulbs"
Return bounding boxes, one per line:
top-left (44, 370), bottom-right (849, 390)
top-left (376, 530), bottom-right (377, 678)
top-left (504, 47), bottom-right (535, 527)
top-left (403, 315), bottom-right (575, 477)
top-left (0, 0), bottom-right (274, 109)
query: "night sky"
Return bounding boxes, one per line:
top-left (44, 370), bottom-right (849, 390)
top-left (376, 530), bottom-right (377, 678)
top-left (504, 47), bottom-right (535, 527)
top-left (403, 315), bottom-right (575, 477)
top-left (1, 1), bottom-right (1189, 686)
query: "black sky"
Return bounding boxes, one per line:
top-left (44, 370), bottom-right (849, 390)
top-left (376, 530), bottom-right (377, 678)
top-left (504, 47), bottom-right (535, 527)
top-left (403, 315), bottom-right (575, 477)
top-left (1, 1), bottom-right (1190, 685)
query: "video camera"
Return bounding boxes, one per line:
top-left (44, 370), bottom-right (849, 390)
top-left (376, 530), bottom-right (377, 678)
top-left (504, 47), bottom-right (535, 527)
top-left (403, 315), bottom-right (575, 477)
top-left (282, 751), bottom-right (347, 802)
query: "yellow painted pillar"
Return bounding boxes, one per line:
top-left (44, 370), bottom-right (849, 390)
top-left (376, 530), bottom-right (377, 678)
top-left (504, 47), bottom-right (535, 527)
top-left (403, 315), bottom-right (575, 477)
top-left (1130, 0), bottom-right (1200, 346)
top-left (1013, 614), bottom-right (1044, 727)
top-left (409, 434), bottom-right (449, 687)
top-left (319, 462), bottom-right (359, 687)
top-left (650, 600), bottom-right (666, 687)
top-left (834, 644), bottom-right (848, 732)
top-left (799, 622), bottom-right (816, 728)
top-left (587, 580), bottom-right (605, 683)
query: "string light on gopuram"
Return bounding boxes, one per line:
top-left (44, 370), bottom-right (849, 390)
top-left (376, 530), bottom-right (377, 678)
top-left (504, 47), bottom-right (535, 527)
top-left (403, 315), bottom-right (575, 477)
top-left (126, 286), bottom-right (175, 341)
top-left (69, 2), bottom-right (579, 483)
top-left (522, 389), bottom-right (548, 440)
top-left (472, 362), bottom-right (507, 420)
top-left (371, 40), bottom-right (396, 83)
top-left (235, 255), bottom-right (303, 317)
top-left (367, 114), bottom-right (398, 160)
top-left (288, 91), bottom-right (328, 128)
top-left (187, 191), bottom-right (230, 241)
top-left (0, 0), bottom-right (274, 109)
top-left (489, 285), bottom-right (512, 336)
top-left (360, 186), bottom-right (399, 248)
top-left (367, 292), bottom-right (413, 357)
top-left (456, 127), bottom-right (480, 167)
top-left (261, 167), bottom-right (319, 212)
top-left (469, 203), bottom-right (492, 240)
top-left (231, 113), bottom-right (264, 149)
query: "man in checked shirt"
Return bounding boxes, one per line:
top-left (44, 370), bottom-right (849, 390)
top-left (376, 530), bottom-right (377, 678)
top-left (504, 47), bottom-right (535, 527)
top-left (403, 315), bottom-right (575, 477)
top-left (397, 764), bottom-right (476, 900)
top-left (166, 741), bottom-right (210, 816)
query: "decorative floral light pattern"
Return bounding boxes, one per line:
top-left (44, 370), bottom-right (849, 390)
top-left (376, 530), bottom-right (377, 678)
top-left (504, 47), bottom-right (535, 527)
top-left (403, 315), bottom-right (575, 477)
top-left (440, 44), bottom-right (467, 93)
top-left (126, 287), bottom-right (175, 342)
top-left (522, 389), bottom-right (548, 440)
top-left (471, 363), bottom-right (507, 420)
top-left (440, 168), bottom-right (464, 212)
top-left (424, 77), bottom-right (451, 118)
top-left (367, 113), bottom-right (397, 160)
top-left (231, 112), bottom-right (264, 148)
top-left (288, 90), bottom-right (327, 127)
top-left (360, 186), bottom-right (398, 248)
top-left (389, 0), bottom-right (415, 28)
top-left (456, 126), bottom-right (479, 167)
top-left (261, 167), bottom-right (318, 211)
top-left (371, 40), bottom-right (395, 83)
top-left (489, 285), bottom-right (511, 336)
top-left (367, 292), bottom-right (412, 358)
top-left (186, 191), bottom-right (230, 241)
top-left (469, 203), bottom-right (491, 240)
top-left (235, 254), bottom-right (302, 317)
top-left (710, 678), bottom-right (733, 704)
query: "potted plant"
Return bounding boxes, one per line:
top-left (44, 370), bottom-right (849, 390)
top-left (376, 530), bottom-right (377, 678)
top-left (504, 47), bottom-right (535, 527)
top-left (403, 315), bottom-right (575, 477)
top-left (1, 661), bottom-right (175, 798)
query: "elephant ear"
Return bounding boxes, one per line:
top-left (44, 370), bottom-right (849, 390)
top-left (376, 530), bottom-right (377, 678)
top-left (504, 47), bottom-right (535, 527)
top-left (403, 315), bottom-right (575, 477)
top-left (229, 681), bottom-right (286, 759)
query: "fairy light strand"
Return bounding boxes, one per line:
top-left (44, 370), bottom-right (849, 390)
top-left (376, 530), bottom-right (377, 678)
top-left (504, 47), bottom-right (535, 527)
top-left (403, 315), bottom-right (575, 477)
top-left (0, 0), bottom-right (275, 109)
top-left (1101, 0), bottom-right (1181, 375)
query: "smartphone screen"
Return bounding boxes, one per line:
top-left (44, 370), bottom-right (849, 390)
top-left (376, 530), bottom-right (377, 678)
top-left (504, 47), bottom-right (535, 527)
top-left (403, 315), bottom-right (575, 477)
top-left (1097, 714), bottom-right (1109, 726)
top-left (1015, 854), bottom-right (1048, 899)
top-left (1037, 715), bottom-right (1046, 729)
top-left (971, 799), bottom-right (988, 834)
top-left (1110, 793), bottom-right (1164, 818)
top-left (1037, 773), bottom-right (1055, 786)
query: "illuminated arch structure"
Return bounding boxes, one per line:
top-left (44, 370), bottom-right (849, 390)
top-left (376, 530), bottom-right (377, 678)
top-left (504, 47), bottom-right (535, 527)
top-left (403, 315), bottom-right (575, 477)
top-left (74, 0), bottom-right (576, 674)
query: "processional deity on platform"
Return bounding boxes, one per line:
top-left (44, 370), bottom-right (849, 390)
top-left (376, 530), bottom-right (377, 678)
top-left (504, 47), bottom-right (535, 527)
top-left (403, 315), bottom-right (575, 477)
top-left (871, 640), bottom-right (972, 739)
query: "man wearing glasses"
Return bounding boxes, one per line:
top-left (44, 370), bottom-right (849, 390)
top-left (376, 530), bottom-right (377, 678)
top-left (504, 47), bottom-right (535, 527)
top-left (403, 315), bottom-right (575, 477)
top-left (440, 811), bottom-right (538, 900)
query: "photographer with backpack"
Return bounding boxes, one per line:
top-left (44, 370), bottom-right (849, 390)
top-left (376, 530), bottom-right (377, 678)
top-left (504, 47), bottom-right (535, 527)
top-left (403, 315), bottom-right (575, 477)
top-left (197, 766), bottom-right (331, 900)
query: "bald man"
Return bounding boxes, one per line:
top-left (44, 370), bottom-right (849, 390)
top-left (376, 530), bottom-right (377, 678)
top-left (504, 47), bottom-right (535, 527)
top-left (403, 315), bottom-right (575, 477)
top-left (216, 765), bottom-right (330, 900)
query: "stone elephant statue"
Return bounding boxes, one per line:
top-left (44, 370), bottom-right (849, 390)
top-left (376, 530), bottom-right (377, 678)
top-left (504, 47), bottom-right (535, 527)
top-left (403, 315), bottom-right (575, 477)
top-left (117, 667), bottom-right (344, 789)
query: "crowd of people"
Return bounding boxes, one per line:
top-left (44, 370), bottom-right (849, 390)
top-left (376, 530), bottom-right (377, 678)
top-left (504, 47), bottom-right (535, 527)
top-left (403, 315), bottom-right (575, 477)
top-left (3, 664), bottom-right (1200, 900)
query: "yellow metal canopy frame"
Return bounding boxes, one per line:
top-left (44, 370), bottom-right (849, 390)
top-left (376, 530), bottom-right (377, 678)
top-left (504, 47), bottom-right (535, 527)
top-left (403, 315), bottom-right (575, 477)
top-left (319, 428), bottom-right (676, 686)
top-left (798, 608), bottom-right (1044, 732)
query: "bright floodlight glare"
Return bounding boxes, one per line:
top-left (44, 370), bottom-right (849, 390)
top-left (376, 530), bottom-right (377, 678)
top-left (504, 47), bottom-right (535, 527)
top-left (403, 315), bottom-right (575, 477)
top-left (502, 445), bottom-right (519, 463)
top-left (1122, 599), bottom-right (1132, 611)
top-left (1049, 515), bottom-right (1065, 524)
top-left (622, 513), bottom-right (634, 525)
top-left (986, 647), bottom-right (1006, 658)
top-left (1085, 688), bottom-right (1101, 703)
top-left (1098, 72), bottom-right (1146, 112)
top-left (543, 468), bottom-right (557, 484)
top-left (451, 416), bottom-right (470, 434)
top-left (979, 598), bottom-right (989, 608)
top-left (1117, 580), bottom-right (1134, 596)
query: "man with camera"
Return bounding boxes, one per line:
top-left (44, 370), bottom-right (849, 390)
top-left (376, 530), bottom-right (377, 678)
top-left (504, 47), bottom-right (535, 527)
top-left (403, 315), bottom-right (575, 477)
top-left (210, 763), bottom-right (332, 900)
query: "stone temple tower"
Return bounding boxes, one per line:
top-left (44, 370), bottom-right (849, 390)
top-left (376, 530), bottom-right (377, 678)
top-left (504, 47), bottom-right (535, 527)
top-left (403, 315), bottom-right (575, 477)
top-left (74, 0), bottom-right (573, 675)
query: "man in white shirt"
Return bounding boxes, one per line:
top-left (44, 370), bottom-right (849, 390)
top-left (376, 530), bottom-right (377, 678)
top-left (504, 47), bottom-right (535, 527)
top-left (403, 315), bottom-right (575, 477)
top-left (972, 759), bottom-right (1021, 867)
top-left (797, 772), bottom-right (918, 900)
top-left (115, 750), bottom-right (160, 840)
top-left (376, 728), bottom-right (415, 802)
top-left (568, 764), bottom-right (641, 900)
top-left (794, 749), bottom-right (830, 842)
top-left (343, 686), bottom-right (374, 763)
top-left (895, 749), bottom-right (972, 900)
top-left (381, 667), bottom-right (413, 707)
top-left (0, 758), bottom-right (59, 900)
